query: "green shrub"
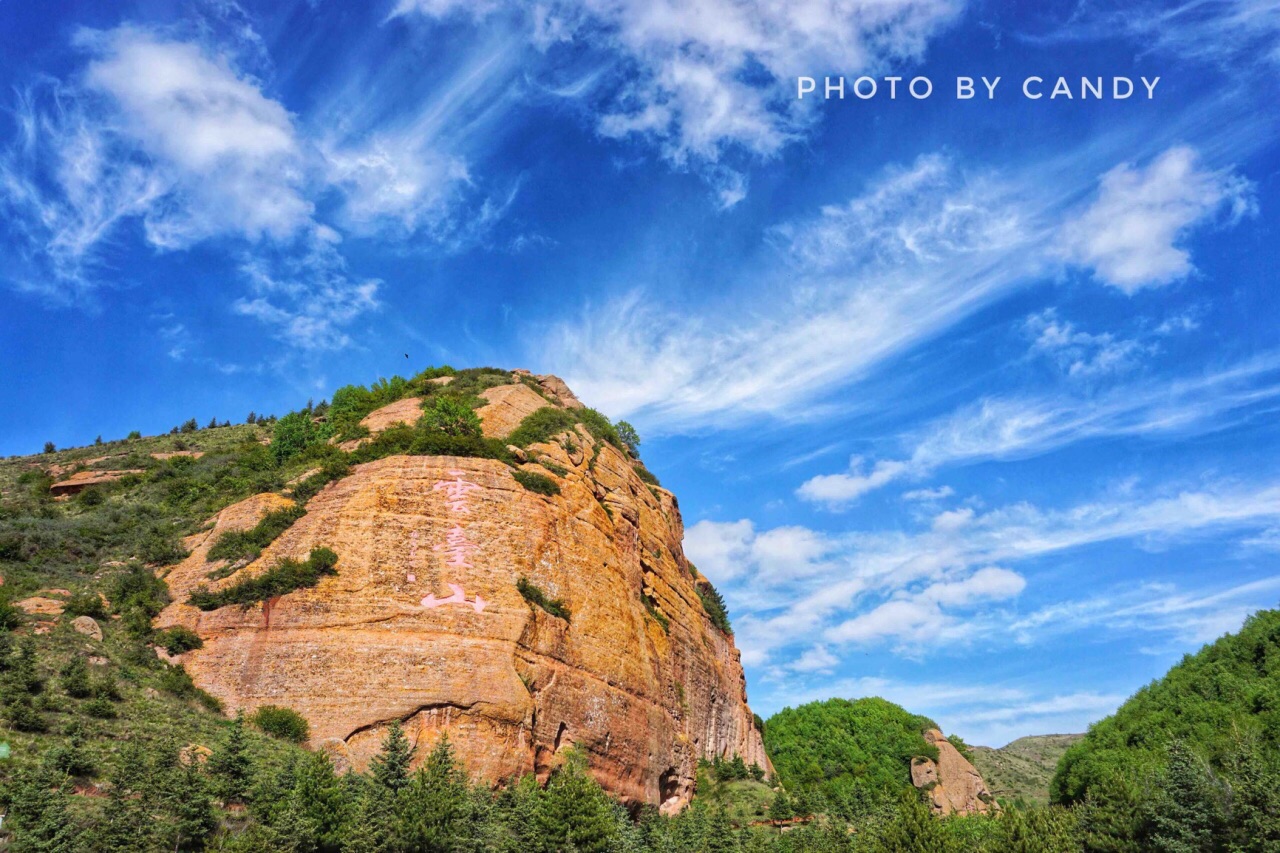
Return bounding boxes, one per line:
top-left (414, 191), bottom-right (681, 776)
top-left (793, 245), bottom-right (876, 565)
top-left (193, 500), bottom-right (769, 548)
top-left (137, 529), bottom-right (189, 566)
top-left (577, 408), bottom-right (623, 450)
top-left (156, 626), bottom-right (204, 654)
top-left (206, 504), bottom-right (306, 561)
top-left (420, 397), bottom-right (483, 438)
top-left (537, 460), bottom-right (569, 477)
top-left (513, 470), bottom-right (560, 496)
top-left (288, 460), bottom-right (350, 502)
top-left (7, 697), bottom-right (48, 731)
top-left (633, 465), bottom-right (660, 487)
top-left (188, 547), bottom-right (338, 611)
top-left (697, 581), bottom-right (732, 635)
top-left (516, 577), bottom-right (570, 620)
top-left (84, 696), bottom-right (117, 719)
top-left (60, 657), bottom-right (92, 699)
top-left (271, 412), bottom-right (329, 464)
top-left (64, 590), bottom-right (107, 620)
top-left (251, 705), bottom-right (310, 743)
top-left (616, 421), bottom-right (640, 455)
top-left (507, 407), bottom-right (579, 449)
top-left (643, 595), bottom-right (669, 632)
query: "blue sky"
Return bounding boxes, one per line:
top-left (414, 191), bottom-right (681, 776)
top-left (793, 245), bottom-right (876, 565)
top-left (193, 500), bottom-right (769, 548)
top-left (3, 0), bottom-right (1280, 746)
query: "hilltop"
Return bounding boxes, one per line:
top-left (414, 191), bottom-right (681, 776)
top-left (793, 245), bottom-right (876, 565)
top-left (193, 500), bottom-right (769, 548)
top-left (970, 734), bottom-right (1083, 806)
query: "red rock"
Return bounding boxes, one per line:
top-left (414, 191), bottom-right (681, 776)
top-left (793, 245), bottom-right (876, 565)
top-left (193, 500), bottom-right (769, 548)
top-left (157, 403), bottom-right (768, 812)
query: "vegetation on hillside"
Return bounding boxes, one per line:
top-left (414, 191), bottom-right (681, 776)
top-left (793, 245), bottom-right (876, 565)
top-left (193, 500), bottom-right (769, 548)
top-left (764, 697), bottom-right (940, 820)
top-left (970, 734), bottom-right (1083, 807)
top-left (1051, 608), bottom-right (1280, 850)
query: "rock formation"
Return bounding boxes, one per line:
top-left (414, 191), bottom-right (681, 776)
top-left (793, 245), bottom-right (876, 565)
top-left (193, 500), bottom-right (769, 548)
top-left (910, 728), bottom-right (999, 816)
top-left (156, 376), bottom-right (768, 812)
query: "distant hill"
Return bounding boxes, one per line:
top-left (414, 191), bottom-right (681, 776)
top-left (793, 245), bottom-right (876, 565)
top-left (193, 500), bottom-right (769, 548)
top-left (971, 734), bottom-right (1082, 805)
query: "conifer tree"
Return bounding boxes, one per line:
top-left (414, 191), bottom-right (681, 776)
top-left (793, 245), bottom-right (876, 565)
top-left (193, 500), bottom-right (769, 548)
top-left (370, 720), bottom-right (415, 794)
top-left (398, 734), bottom-right (468, 850)
top-left (289, 750), bottom-right (350, 852)
top-left (1148, 740), bottom-right (1224, 853)
top-left (7, 765), bottom-right (83, 853)
top-left (209, 712), bottom-right (252, 803)
top-left (534, 751), bottom-right (618, 853)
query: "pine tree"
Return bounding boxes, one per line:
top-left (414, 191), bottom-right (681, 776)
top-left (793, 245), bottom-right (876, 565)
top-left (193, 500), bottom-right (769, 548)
top-left (370, 720), bottom-right (415, 794)
top-left (209, 712), bottom-right (253, 803)
top-left (289, 750), bottom-right (350, 852)
top-left (1224, 736), bottom-right (1280, 852)
top-left (60, 655), bottom-right (91, 698)
top-left (534, 751), bottom-right (619, 853)
top-left (875, 790), bottom-right (955, 853)
top-left (397, 734), bottom-right (468, 850)
top-left (1148, 740), bottom-right (1225, 852)
top-left (767, 789), bottom-right (794, 821)
top-left (164, 761), bottom-right (219, 851)
top-left (7, 765), bottom-right (83, 852)
top-left (705, 803), bottom-right (740, 853)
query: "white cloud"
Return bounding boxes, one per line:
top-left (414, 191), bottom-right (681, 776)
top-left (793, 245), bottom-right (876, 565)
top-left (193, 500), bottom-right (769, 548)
top-left (902, 485), bottom-right (954, 502)
top-left (797, 457), bottom-right (910, 505)
top-left (1025, 309), bottom-right (1150, 379)
top-left (79, 25), bottom-right (312, 247)
top-left (232, 228), bottom-right (381, 351)
top-left (544, 153), bottom-right (1042, 426)
top-left (1058, 146), bottom-right (1255, 292)
top-left (797, 352), bottom-right (1280, 507)
top-left (1030, 1), bottom-right (1280, 70)
top-left (724, 477), bottom-right (1280, 665)
top-left (397, 0), bottom-right (963, 168)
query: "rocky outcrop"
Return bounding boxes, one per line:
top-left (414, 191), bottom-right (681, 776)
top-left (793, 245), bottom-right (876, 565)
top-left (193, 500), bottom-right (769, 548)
top-left (911, 729), bottom-right (998, 816)
top-left (475, 383), bottom-right (550, 438)
top-left (49, 469), bottom-right (144, 496)
top-left (156, 383), bottom-right (768, 813)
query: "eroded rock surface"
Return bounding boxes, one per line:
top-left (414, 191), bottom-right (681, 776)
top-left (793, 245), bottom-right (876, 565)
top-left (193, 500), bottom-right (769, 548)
top-left (157, 401), bottom-right (767, 812)
top-left (911, 728), bottom-right (999, 816)
top-left (476, 383), bottom-right (550, 438)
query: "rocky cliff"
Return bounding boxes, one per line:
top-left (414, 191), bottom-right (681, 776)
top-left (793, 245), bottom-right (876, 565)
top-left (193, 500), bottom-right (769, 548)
top-left (155, 375), bottom-right (768, 812)
top-left (910, 728), bottom-right (999, 816)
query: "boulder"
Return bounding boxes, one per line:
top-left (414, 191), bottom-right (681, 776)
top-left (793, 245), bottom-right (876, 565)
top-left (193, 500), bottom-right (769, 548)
top-left (911, 729), bottom-right (999, 816)
top-left (72, 616), bottom-right (103, 641)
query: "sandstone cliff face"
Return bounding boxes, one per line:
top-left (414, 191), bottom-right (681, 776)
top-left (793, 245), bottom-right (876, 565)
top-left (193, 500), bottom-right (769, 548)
top-left (910, 728), bottom-right (998, 816)
top-left (157, 381), bottom-right (768, 812)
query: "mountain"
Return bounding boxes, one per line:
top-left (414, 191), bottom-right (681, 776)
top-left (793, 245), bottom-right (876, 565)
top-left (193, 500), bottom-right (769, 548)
top-left (144, 368), bottom-right (767, 812)
top-left (970, 734), bottom-right (1082, 805)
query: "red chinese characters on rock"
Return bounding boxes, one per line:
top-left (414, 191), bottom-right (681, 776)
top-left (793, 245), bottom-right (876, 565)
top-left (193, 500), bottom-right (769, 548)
top-left (421, 470), bottom-right (487, 613)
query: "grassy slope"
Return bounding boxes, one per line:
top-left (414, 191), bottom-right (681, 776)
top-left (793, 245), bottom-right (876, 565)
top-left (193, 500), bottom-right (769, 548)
top-left (970, 734), bottom-right (1083, 806)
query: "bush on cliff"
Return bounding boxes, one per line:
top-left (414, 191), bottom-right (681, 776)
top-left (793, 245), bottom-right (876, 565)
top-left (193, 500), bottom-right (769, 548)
top-left (188, 547), bottom-right (338, 610)
top-left (696, 580), bottom-right (732, 635)
top-left (250, 704), bottom-right (310, 743)
top-left (517, 576), bottom-right (570, 620)
top-left (206, 503), bottom-right (306, 561)
top-left (513, 470), bottom-right (560, 496)
top-left (507, 407), bottom-right (579, 448)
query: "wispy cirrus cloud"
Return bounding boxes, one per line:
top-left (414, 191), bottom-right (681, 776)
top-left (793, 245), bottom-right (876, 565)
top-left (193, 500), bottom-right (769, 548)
top-left (798, 352), bottom-right (1280, 507)
top-left (542, 141), bottom-right (1256, 432)
top-left (544, 152), bottom-right (1044, 426)
top-left (395, 0), bottom-right (963, 201)
top-left (0, 13), bottom-right (529, 350)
